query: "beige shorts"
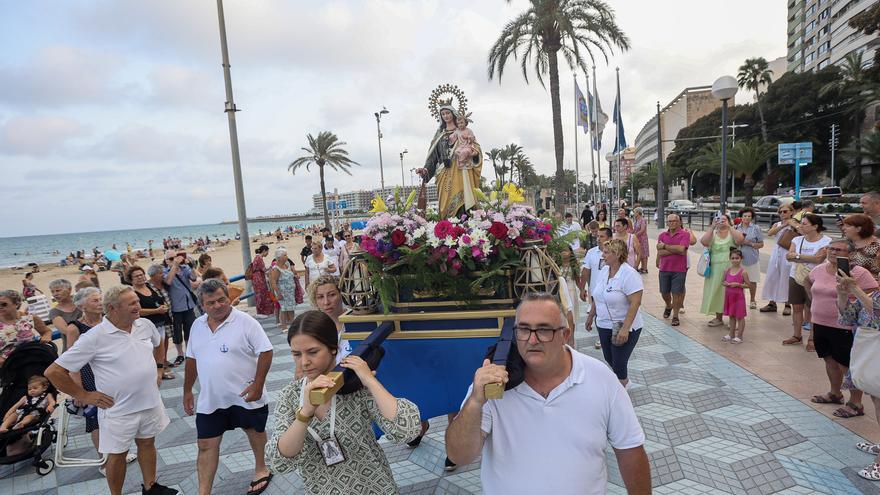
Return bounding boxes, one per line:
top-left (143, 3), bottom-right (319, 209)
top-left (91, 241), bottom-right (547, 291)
top-left (98, 403), bottom-right (169, 454)
top-left (744, 263), bottom-right (760, 284)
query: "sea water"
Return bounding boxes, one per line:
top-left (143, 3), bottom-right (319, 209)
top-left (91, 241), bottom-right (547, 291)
top-left (0, 220), bottom-right (328, 268)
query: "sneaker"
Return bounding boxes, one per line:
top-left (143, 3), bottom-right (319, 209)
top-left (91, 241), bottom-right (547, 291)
top-left (802, 323), bottom-right (811, 332)
top-left (749, 301), bottom-right (757, 309)
top-left (594, 340), bottom-right (602, 349)
top-left (99, 454), bottom-right (137, 477)
top-left (142, 481), bottom-right (178, 495)
top-left (731, 337), bottom-right (742, 344)
top-left (722, 335), bottom-right (733, 342)
top-left (444, 457), bottom-right (457, 472)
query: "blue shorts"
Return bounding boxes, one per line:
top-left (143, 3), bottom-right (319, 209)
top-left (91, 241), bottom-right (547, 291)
top-left (196, 405), bottom-right (268, 439)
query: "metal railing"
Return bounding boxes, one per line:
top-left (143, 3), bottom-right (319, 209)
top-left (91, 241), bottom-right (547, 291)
top-left (641, 208), bottom-right (844, 236)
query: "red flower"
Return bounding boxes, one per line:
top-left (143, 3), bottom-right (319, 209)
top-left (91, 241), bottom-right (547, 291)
top-left (488, 221), bottom-right (509, 240)
top-left (452, 225), bottom-right (467, 238)
top-left (390, 229), bottom-right (407, 246)
top-left (434, 220), bottom-right (454, 238)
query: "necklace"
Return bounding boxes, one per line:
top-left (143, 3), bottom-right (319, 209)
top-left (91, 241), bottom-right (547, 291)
top-left (80, 314), bottom-right (102, 327)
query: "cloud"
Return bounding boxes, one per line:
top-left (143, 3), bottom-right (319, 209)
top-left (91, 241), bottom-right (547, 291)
top-left (0, 45), bottom-right (129, 107)
top-left (146, 65), bottom-right (220, 110)
top-left (87, 124), bottom-right (199, 163)
top-left (0, 115), bottom-right (91, 157)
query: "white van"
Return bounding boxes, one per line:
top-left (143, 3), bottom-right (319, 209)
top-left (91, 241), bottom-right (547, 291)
top-left (799, 186), bottom-right (842, 198)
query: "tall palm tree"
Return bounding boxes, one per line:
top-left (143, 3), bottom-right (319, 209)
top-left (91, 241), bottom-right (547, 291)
top-left (287, 131), bottom-right (359, 229)
top-left (485, 148), bottom-right (504, 183)
top-left (820, 51), bottom-right (874, 179)
top-left (489, 0), bottom-right (629, 213)
top-left (688, 139), bottom-right (775, 207)
top-left (504, 143), bottom-right (523, 183)
top-left (737, 57), bottom-right (773, 174)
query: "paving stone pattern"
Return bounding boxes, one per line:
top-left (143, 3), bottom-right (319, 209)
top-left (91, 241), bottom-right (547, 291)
top-left (2, 306), bottom-right (879, 494)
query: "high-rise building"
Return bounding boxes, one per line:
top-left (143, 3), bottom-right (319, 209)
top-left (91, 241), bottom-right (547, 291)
top-left (311, 184), bottom-right (438, 213)
top-left (787, 0), bottom-right (879, 73)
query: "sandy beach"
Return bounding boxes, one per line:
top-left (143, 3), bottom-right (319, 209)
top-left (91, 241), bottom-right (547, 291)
top-left (1, 234), bottom-right (311, 298)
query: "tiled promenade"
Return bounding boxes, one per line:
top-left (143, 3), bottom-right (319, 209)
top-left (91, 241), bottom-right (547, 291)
top-left (2, 301), bottom-right (879, 494)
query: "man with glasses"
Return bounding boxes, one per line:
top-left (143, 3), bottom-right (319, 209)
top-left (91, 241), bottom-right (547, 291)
top-left (445, 293), bottom-right (650, 495)
top-left (656, 214), bottom-right (691, 326)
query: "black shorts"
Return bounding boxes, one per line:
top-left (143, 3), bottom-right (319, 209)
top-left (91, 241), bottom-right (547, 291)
top-left (812, 323), bottom-right (854, 367)
top-left (171, 309), bottom-right (196, 344)
top-left (659, 271), bottom-right (686, 294)
top-left (196, 405), bottom-right (269, 439)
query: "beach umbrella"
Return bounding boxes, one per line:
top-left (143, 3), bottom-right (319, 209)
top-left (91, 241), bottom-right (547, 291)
top-left (103, 250), bottom-right (122, 261)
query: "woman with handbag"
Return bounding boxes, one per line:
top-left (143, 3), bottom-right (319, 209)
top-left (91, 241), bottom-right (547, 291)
top-left (836, 272), bottom-right (880, 481)
top-left (699, 214), bottom-right (745, 327)
top-left (761, 204), bottom-right (797, 315)
top-left (783, 214), bottom-right (830, 348)
top-left (804, 239), bottom-right (878, 418)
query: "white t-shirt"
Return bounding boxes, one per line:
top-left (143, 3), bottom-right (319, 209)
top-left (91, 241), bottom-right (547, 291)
top-left (55, 317), bottom-right (162, 418)
top-left (581, 246), bottom-right (604, 297)
top-left (591, 263), bottom-right (644, 330)
top-left (788, 235), bottom-right (831, 277)
top-left (462, 347), bottom-right (645, 495)
top-left (305, 254), bottom-right (339, 282)
top-left (186, 308), bottom-right (274, 414)
top-left (558, 221), bottom-right (582, 250)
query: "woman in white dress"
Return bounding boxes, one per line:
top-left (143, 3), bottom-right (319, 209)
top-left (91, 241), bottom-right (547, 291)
top-left (760, 204), bottom-right (796, 315)
top-left (304, 240), bottom-right (339, 288)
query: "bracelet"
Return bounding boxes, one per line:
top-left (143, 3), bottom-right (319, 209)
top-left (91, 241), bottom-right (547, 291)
top-left (295, 408), bottom-right (313, 424)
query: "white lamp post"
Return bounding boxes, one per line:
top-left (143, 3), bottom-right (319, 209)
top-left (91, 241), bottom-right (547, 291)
top-left (374, 107), bottom-right (389, 193)
top-left (399, 149), bottom-right (408, 187)
top-left (711, 76), bottom-right (738, 214)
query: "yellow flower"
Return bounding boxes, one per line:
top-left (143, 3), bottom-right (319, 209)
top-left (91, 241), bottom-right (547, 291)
top-left (369, 196), bottom-right (387, 213)
top-left (503, 183), bottom-right (525, 203)
top-left (489, 190), bottom-right (498, 202)
top-left (473, 188), bottom-right (489, 202)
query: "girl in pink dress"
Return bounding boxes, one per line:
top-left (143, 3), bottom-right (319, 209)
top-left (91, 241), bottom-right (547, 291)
top-left (722, 248), bottom-right (750, 343)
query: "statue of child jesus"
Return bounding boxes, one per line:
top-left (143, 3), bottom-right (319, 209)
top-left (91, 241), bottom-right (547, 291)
top-left (449, 115), bottom-right (478, 168)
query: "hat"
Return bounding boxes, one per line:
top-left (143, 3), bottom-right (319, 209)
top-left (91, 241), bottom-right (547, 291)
top-left (81, 265), bottom-right (94, 271)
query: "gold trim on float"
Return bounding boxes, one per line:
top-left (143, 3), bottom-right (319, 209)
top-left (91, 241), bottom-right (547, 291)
top-left (343, 328), bottom-right (502, 340)
top-left (339, 308), bottom-right (516, 324)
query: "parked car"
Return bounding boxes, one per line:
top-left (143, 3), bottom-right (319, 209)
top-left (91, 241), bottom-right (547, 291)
top-left (668, 199), bottom-right (697, 211)
top-left (799, 186), bottom-right (843, 198)
top-left (754, 195), bottom-right (795, 212)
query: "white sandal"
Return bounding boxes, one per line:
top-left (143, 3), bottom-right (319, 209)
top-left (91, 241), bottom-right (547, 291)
top-left (732, 337), bottom-right (742, 344)
top-left (707, 319), bottom-right (724, 327)
top-left (858, 462), bottom-right (880, 481)
top-left (722, 335), bottom-right (733, 342)
top-left (857, 442), bottom-right (880, 455)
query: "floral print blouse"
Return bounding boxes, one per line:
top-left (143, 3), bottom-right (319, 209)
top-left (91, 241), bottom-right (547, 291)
top-left (839, 291), bottom-right (880, 330)
top-left (266, 379), bottom-right (421, 495)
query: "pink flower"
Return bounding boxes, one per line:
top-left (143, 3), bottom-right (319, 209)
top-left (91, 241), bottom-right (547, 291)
top-left (461, 235), bottom-right (472, 246)
top-left (447, 249), bottom-right (457, 260)
top-left (471, 246), bottom-right (483, 258)
top-left (434, 220), bottom-right (454, 239)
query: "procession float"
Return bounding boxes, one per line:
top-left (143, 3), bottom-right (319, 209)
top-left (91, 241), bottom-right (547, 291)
top-left (310, 85), bottom-right (569, 419)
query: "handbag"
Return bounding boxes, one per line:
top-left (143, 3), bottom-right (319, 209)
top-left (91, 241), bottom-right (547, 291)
top-left (851, 327), bottom-right (880, 397)
top-left (696, 248), bottom-right (711, 277)
top-left (777, 225), bottom-right (796, 250)
top-left (792, 239), bottom-right (810, 286)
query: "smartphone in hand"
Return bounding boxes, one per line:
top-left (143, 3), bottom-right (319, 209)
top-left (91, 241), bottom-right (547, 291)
top-left (837, 257), bottom-right (851, 277)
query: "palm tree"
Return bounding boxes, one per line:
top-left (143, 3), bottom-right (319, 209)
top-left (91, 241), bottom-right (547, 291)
top-left (485, 148), bottom-right (504, 183)
top-left (287, 131), bottom-right (359, 229)
top-left (511, 151), bottom-right (533, 186)
top-left (488, 0), bottom-right (630, 213)
top-left (820, 51), bottom-right (874, 181)
top-left (688, 139), bottom-right (775, 207)
top-left (624, 168), bottom-right (652, 203)
top-left (504, 143), bottom-right (523, 183)
top-left (737, 57), bottom-right (773, 174)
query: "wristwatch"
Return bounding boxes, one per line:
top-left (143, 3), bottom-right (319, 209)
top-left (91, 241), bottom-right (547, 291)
top-left (796, 254), bottom-right (801, 261)
top-left (295, 408), bottom-right (313, 424)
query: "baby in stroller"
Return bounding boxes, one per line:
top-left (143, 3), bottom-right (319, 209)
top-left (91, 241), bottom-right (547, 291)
top-left (1, 375), bottom-right (55, 433)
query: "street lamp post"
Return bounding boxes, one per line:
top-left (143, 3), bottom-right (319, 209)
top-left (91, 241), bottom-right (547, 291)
top-left (374, 107), bottom-right (389, 193)
top-left (656, 101), bottom-right (665, 229)
top-left (215, 0), bottom-right (253, 304)
top-left (399, 149), bottom-right (408, 188)
top-left (711, 76), bottom-right (738, 215)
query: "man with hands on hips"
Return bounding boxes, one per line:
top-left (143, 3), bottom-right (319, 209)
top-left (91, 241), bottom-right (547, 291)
top-left (46, 286), bottom-right (175, 495)
top-left (182, 279), bottom-right (274, 495)
top-left (445, 293), bottom-right (651, 495)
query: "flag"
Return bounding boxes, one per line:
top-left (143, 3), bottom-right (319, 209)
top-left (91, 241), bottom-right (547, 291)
top-left (612, 75), bottom-right (627, 153)
top-left (589, 91), bottom-right (608, 150)
top-left (575, 80), bottom-right (590, 133)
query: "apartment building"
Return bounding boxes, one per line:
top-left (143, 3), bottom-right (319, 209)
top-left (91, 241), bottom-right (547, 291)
top-left (787, 0), bottom-right (879, 73)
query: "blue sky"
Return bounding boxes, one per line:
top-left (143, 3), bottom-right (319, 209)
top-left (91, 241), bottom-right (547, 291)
top-left (1, 0), bottom-right (786, 237)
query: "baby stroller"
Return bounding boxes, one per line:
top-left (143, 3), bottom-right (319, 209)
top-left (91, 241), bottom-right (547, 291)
top-left (0, 340), bottom-right (58, 475)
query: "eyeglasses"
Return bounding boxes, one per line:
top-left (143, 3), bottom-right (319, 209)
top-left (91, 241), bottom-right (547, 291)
top-left (0, 302), bottom-right (10, 308)
top-left (514, 325), bottom-right (565, 342)
top-left (828, 247), bottom-right (849, 253)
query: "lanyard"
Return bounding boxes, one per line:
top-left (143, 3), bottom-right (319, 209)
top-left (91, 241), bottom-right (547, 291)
top-left (298, 378), bottom-right (336, 443)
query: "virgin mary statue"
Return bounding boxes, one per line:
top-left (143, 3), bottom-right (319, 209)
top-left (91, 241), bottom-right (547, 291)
top-left (417, 85), bottom-right (483, 218)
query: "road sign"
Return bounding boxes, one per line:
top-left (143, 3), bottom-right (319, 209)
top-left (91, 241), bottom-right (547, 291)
top-left (778, 142), bottom-right (812, 165)
top-left (339, 200), bottom-right (348, 209)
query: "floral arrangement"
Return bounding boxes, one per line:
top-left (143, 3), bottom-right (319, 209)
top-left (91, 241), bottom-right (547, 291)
top-left (358, 185), bottom-right (552, 309)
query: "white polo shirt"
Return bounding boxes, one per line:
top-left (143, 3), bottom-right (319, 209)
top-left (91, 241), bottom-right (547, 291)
top-left (592, 263), bottom-right (644, 330)
top-left (581, 246), bottom-right (604, 297)
top-left (462, 347), bottom-right (645, 495)
top-left (55, 317), bottom-right (162, 419)
top-left (186, 308), bottom-right (273, 414)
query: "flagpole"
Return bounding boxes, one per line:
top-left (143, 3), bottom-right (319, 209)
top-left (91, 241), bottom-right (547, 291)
top-left (592, 65), bottom-right (602, 204)
top-left (614, 68), bottom-right (621, 208)
top-left (573, 74), bottom-right (581, 216)
top-left (585, 71), bottom-right (597, 204)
